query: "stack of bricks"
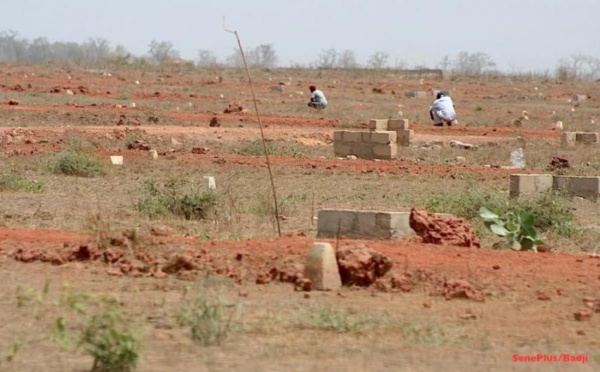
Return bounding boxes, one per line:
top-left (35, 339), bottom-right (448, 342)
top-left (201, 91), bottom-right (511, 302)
top-left (561, 132), bottom-right (599, 146)
top-left (332, 118), bottom-right (413, 160)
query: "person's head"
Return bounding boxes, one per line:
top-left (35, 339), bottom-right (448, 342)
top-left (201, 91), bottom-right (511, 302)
top-left (309, 85), bottom-right (317, 92)
top-left (436, 91), bottom-right (445, 99)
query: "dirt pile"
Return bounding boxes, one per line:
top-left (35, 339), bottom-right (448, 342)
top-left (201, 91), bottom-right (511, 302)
top-left (409, 207), bottom-right (480, 248)
top-left (336, 245), bottom-right (392, 286)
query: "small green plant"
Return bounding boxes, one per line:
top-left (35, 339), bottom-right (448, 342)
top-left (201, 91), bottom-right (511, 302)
top-left (474, 105), bottom-right (483, 112)
top-left (480, 206), bottom-right (543, 251)
top-left (54, 292), bottom-right (140, 372)
top-left (0, 172), bottom-right (44, 193)
top-left (236, 140), bottom-right (305, 158)
top-left (44, 150), bottom-right (106, 177)
top-left (298, 306), bottom-right (396, 334)
top-left (137, 179), bottom-right (218, 220)
top-left (177, 285), bottom-right (240, 346)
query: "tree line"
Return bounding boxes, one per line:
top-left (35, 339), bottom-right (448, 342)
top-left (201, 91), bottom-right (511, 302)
top-left (0, 30), bottom-right (598, 80)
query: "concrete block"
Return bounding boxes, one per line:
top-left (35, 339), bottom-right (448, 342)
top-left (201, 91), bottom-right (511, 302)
top-left (333, 142), bottom-right (352, 156)
top-left (397, 129), bottom-right (415, 146)
top-left (333, 131), bottom-right (344, 142)
top-left (372, 144), bottom-right (397, 159)
top-left (561, 132), bottom-right (577, 147)
top-left (570, 176), bottom-right (600, 200)
top-left (304, 242), bottom-right (342, 291)
top-left (110, 155), bottom-right (123, 165)
top-left (317, 209), bottom-right (357, 238)
top-left (350, 144), bottom-right (373, 157)
top-left (510, 174), bottom-right (553, 197)
top-left (361, 132), bottom-right (371, 142)
top-left (388, 119), bottom-right (410, 130)
top-left (553, 175), bottom-right (572, 193)
top-left (376, 212), bottom-right (414, 238)
top-left (575, 132), bottom-right (599, 144)
top-left (369, 119), bottom-right (388, 131)
top-left (342, 131), bottom-right (363, 143)
top-left (149, 150), bottom-right (158, 160)
top-left (573, 94), bottom-right (588, 102)
top-left (369, 131), bottom-right (397, 144)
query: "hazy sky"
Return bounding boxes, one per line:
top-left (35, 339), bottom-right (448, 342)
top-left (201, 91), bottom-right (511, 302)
top-left (2, 0), bottom-right (599, 71)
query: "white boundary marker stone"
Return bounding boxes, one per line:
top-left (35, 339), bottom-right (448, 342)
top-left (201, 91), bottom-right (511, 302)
top-left (304, 242), bottom-right (342, 291)
top-left (110, 156), bottom-right (123, 165)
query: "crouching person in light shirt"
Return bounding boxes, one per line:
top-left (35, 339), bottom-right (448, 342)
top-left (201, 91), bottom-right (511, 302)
top-left (308, 85), bottom-right (327, 109)
top-left (430, 91), bottom-right (456, 126)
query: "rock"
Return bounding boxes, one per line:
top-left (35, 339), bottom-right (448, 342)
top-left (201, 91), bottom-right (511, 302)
top-left (390, 273), bottom-right (413, 292)
top-left (409, 208), bottom-right (480, 248)
top-left (191, 147), bottom-right (208, 155)
top-left (549, 156), bottom-right (570, 169)
top-left (170, 138), bottom-right (181, 146)
top-left (442, 279), bottom-right (485, 302)
top-left (209, 116), bottom-right (221, 127)
top-left (162, 254), bottom-right (198, 274)
top-left (65, 89), bottom-right (75, 95)
top-left (7, 99), bottom-right (19, 106)
top-left (224, 101), bottom-right (244, 114)
top-left (304, 242), bottom-right (342, 291)
top-left (574, 309), bottom-right (592, 321)
top-left (127, 140), bottom-right (151, 151)
top-left (149, 150), bottom-right (158, 160)
top-left (150, 226), bottom-right (173, 236)
top-left (295, 278), bottom-right (312, 292)
top-left (336, 245), bottom-right (392, 286)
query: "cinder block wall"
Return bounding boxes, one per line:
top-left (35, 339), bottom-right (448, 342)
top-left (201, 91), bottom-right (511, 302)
top-left (316, 209), bottom-right (415, 239)
top-left (561, 132), bottom-right (599, 146)
top-left (511, 174), bottom-right (600, 201)
top-left (332, 118), bottom-right (413, 159)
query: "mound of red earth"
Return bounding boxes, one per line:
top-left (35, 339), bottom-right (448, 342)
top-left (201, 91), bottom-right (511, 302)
top-left (336, 245), bottom-right (393, 286)
top-left (409, 207), bottom-right (480, 248)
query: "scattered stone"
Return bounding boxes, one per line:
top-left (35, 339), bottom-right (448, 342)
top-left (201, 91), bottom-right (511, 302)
top-left (127, 140), bottom-right (151, 151)
top-left (449, 140), bottom-right (477, 150)
top-left (409, 207), bottom-right (480, 248)
top-left (170, 138), bottom-right (181, 146)
top-left (224, 101), bottom-right (244, 114)
top-left (149, 150), bottom-right (158, 160)
top-left (7, 99), bottom-right (19, 106)
top-left (304, 242), bottom-right (342, 291)
top-left (549, 156), bottom-right (570, 170)
top-left (209, 116), bottom-right (221, 127)
top-left (390, 273), bottom-right (413, 292)
top-left (536, 291), bottom-right (551, 301)
top-left (442, 279), bottom-right (485, 302)
top-left (162, 254), bottom-right (198, 274)
top-left (336, 245), bottom-right (392, 286)
top-left (459, 311), bottom-right (477, 320)
top-left (295, 278), bottom-right (312, 292)
top-left (573, 309), bottom-right (592, 321)
top-left (150, 226), bottom-right (173, 236)
top-left (191, 147), bottom-right (208, 155)
top-left (455, 156), bottom-right (466, 163)
top-left (65, 89), bottom-right (75, 95)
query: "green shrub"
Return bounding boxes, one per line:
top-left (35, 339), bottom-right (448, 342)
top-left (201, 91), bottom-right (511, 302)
top-left (0, 173), bottom-right (44, 193)
top-left (55, 293), bottom-right (140, 372)
top-left (137, 179), bottom-right (217, 220)
top-left (480, 207), bottom-right (543, 251)
top-left (422, 188), bottom-right (577, 238)
top-left (44, 151), bottom-right (105, 177)
top-left (177, 285), bottom-right (240, 346)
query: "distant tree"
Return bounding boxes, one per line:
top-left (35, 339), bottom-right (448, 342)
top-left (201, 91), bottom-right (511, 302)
top-left (337, 50), bottom-right (359, 68)
top-left (148, 40), bottom-right (179, 66)
top-left (438, 55), bottom-right (452, 71)
top-left (453, 51), bottom-right (496, 75)
top-left (556, 54), bottom-right (600, 81)
top-left (197, 49), bottom-right (218, 67)
top-left (314, 48), bottom-right (338, 69)
top-left (367, 51), bottom-right (390, 69)
top-left (253, 44), bottom-right (278, 68)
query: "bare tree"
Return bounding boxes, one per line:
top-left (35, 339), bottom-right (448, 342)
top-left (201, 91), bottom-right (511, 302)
top-left (197, 49), bottom-right (218, 67)
top-left (314, 48), bottom-right (338, 68)
top-left (556, 54), bottom-right (600, 81)
top-left (254, 44), bottom-right (278, 68)
top-left (337, 50), bottom-right (359, 69)
top-left (453, 51), bottom-right (496, 75)
top-left (148, 40), bottom-right (179, 66)
top-left (367, 51), bottom-right (390, 69)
